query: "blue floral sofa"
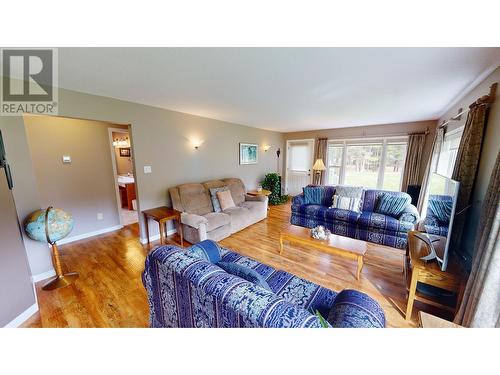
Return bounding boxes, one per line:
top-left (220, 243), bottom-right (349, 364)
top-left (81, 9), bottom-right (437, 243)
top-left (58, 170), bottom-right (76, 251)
top-left (142, 244), bottom-right (385, 328)
top-left (291, 185), bottom-right (420, 249)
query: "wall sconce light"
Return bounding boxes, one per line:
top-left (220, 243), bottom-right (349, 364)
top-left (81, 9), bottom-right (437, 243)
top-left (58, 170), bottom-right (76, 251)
top-left (263, 144), bottom-right (271, 152)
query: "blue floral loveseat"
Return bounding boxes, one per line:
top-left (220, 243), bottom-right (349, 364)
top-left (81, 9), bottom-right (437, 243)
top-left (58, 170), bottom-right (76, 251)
top-left (142, 243), bottom-right (385, 328)
top-left (291, 185), bottom-right (420, 249)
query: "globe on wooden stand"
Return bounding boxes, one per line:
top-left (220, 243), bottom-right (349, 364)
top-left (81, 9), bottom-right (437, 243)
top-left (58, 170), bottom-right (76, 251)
top-left (24, 206), bottom-right (79, 290)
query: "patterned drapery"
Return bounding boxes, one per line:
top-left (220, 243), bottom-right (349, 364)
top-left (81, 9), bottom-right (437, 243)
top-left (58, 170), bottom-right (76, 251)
top-left (450, 102), bottom-right (489, 252)
top-left (401, 132), bottom-right (426, 192)
top-left (314, 137), bottom-right (328, 184)
top-left (455, 150), bottom-right (500, 327)
top-left (417, 127), bottom-right (444, 214)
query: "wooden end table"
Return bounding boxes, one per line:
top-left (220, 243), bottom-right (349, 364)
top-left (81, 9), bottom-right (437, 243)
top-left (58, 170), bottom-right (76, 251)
top-left (279, 225), bottom-right (367, 280)
top-left (143, 206), bottom-right (183, 246)
top-left (247, 189), bottom-right (271, 197)
top-left (405, 231), bottom-right (465, 321)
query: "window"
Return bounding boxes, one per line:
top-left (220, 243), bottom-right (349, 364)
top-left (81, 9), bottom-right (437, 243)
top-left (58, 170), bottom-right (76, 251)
top-left (437, 127), bottom-right (464, 178)
top-left (326, 137), bottom-right (408, 191)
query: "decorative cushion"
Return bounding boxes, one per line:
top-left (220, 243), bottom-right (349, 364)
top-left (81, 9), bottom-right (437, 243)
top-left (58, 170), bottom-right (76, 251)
top-left (209, 186), bottom-right (228, 213)
top-left (187, 239), bottom-right (223, 263)
top-left (335, 185), bottom-right (364, 199)
top-left (217, 189), bottom-right (236, 211)
top-left (429, 198), bottom-right (453, 224)
top-left (374, 192), bottom-right (411, 218)
top-left (217, 261), bottom-right (272, 291)
top-left (330, 195), bottom-right (362, 213)
top-left (303, 186), bottom-right (325, 205)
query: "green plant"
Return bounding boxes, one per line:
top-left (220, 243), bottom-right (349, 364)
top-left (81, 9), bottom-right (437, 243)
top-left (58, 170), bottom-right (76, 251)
top-left (261, 173), bottom-right (289, 205)
top-left (315, 310), bottom-right (330, 328)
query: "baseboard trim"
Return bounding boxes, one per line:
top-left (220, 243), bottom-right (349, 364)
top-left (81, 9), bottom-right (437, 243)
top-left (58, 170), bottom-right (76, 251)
top-left (139, 228), bottom-right (177, 244)
top-left (4, 303), bottom-right (38, 328)
top-left (57, 225), bottom-right (124, 245)
top-left (32, 269), bottom-right (56, 283)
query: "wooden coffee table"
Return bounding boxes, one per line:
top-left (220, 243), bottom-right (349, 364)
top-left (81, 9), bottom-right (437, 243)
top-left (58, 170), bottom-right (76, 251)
top-left (279, 225), bottom-right (367, 280)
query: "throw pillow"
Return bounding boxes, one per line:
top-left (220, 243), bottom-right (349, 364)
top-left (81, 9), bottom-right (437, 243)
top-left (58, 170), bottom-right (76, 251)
top-left (217, 261), bottom-right (272, 291)
top-left (374, 193), bottom-right (411, 218)
top-left (303, 186), bottom-right (325, 205)
top-left (330, 195), bottom-right (362, 213)
top-left (334, 185), bottom-right (364, 199)
top-left (209, 186), bottom-right (228, 213)
top-left (187, 239), bottom-right (223, 263)
top-left (429, 199), bottom-right (453, 224)
top-left (217, 189), bottom-right (236, 211)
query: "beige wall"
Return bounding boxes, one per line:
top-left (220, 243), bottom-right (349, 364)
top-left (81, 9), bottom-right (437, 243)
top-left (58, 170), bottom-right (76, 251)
top-left (24, 116), bottom-right (128, 238)
top-left (438, 66), bottom-right (500, 263)
top-left (112, 131), bottom-right (134, 175)
top-left (1, 82), bottom-right (285, 275)
top-left (284, 120), bottom-right (437, 187)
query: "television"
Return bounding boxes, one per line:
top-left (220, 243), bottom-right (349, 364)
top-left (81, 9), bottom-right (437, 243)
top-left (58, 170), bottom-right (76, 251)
top-left (419, 173), bottom-right (460, 271)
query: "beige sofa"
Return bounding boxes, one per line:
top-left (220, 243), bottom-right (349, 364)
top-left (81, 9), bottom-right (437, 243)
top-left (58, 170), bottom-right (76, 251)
top-left (169, 178), bottom-right (268, 244)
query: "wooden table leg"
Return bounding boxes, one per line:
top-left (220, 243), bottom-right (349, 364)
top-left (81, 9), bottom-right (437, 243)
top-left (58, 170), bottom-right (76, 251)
top-left (279, 234), bottom-right (284, 254)
top-left (178, 219), bottom-right (183, 247)
top-left (356, 255), bottom-right (364, 281)
top-left (144, 215), bottom-right (150, 244)
top-left (406, 268), bottom-right (419, 321)
top-left (159, 219), bottom-right (165, 245)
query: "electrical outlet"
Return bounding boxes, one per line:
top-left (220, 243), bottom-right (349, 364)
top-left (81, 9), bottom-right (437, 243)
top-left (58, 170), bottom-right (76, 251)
top-left (97, 213), bottom-right (104, 221)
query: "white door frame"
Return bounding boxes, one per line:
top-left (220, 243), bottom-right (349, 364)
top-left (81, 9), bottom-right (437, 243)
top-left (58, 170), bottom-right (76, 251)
top-left (108, 127), bottom-right (134, 226)
top-left (285, 138), bottom-right (315, 194)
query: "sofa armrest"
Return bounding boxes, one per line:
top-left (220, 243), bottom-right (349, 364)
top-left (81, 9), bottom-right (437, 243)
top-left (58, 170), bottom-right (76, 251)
top-left (181, 212), bottom-right (208, 229)
top-left (245, 194), bottom-right (267, 202)
top-left (292, 194), bottom-right (305, 206)
top-left (328, 289), bottom-right (385, 328)
top-left (398, 204), bottom-right (420, 224)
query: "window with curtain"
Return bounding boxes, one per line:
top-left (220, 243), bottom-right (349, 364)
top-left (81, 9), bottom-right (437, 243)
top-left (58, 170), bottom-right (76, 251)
top-left (437, 127), bottom-right (464, 178)
top-left (326, 137), bottom-right (408, 191)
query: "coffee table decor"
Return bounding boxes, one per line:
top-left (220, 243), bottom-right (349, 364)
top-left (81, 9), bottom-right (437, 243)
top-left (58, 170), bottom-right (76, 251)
top-left (311, 225), bottom-right (331, 240)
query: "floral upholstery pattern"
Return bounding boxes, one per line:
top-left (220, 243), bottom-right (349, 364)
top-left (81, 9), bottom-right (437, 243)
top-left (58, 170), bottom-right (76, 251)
top-left (291, 185), bottom-right (419, 249)
top-left (143, 244), bottom-right (386, 328)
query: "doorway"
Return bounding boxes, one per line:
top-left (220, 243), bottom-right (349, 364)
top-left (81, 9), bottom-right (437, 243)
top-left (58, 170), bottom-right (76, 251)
top-left (109, 128), bottom-right (138, 226)
top-left (285, 139), bottom-right (314, 196)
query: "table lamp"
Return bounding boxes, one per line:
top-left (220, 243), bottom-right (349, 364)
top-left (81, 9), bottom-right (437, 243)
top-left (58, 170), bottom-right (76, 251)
top-left (312, 158), bottom-right (326, 184)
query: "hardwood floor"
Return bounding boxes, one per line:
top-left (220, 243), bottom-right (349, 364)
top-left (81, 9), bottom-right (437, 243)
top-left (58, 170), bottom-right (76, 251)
top-left (24, 203), bottom-right (446, 328)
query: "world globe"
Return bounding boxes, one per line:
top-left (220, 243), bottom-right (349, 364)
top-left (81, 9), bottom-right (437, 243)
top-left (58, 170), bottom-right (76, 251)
top-left (24, 207), bottom-right (74, 245)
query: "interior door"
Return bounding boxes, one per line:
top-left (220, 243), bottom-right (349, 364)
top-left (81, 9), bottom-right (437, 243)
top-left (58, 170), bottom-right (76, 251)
top-left (286, 139), bottom-right (314, 196)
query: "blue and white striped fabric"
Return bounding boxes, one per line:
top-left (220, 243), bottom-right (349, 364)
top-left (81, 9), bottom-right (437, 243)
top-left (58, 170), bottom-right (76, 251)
top-left (374, 192), bottom-right (411, 218)
top-left (331, 195), bottom-right (362, 213)
top-left (187, 239), bottom-right (223, 263)
top-left (303, 186), bottom-right (326, 205)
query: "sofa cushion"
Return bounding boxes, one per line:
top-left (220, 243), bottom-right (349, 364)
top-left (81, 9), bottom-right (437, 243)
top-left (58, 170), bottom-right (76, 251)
top-left (293, 205), bottom-right (360, 225)
top-left (223, 206), bottom-right (251, 232)
top-left (335, 185), bottom-right (364, 199)
top-left (187, 239), bottom-right (224, 263)
top-left (209, 186), bottom-right (228, 213)
top-left (331, 195), bottom-right (362, 213)
top-left (239, 201), bottom-right (267, 222)
top-left (217, 262), bottom-right (272, 291)
top-left (217, 189), bottom-right (236, 211)
top-left (303, 186), bottom-right (326, 205)
top-left (374, 192), bottom-right (411, 218)
top-left (178, 183), bottom-right (213, 215)
top-left (203, 212), bottom-right (230, 232)
top-left (358, 212), bottom-right (414, 232)
top-left (222, 178), bottom-right (246, 206)
top-left (428, 198), bottom-right (453, 224)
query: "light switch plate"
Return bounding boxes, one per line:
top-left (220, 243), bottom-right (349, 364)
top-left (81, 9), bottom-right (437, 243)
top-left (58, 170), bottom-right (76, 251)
top-left (62, 155), bottom-right (71, 163)
top-left (144, 165), bottom-right (152, 174)
top-left (97, 213), bottom-right (104, 221)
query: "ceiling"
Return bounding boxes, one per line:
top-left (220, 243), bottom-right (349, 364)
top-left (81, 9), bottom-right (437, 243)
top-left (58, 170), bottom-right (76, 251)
top-left (56, 48), bottom-right (500, 132)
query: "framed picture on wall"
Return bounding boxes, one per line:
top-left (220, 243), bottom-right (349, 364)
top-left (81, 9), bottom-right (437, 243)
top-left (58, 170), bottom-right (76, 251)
top-left (239, 143), bottom-right (258, 165)
top-left (119, 147), bottom-right (131, 157)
